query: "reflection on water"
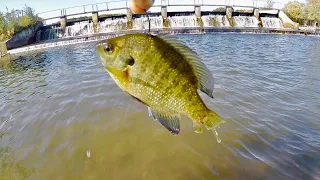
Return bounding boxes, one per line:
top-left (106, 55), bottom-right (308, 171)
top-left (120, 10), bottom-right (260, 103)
top-left (1, 34), bottom-right (320, 179)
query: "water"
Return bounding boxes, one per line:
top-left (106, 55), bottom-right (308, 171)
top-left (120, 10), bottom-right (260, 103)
top-left (233, 16), bottom-right (259, 28)
top-left (261, 17), bottom-right (283, 28)
top-left (132, 16), bottom-right (163, 30)
top-left (1, 33), bottom-right (320, 179)
top-left (202, 15), bottom-right (230, 27)
top-left (40, 16), bottom-right (287, 41)
top-left (64, 21), bottom-right (93, 37)
top-left (167, 15), bottom-right (199, 28)
top-left (98, 18), bottom-right (127, 33)
top-left (42, 26), bottom-right (63, 40)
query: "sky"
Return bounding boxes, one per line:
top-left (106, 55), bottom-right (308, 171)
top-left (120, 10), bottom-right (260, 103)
top-left (0, 0), bottom-right (305, 23)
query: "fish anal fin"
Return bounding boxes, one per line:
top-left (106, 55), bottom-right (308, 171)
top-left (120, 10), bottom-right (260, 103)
top-left (148, 107), bottom-right (180, 135)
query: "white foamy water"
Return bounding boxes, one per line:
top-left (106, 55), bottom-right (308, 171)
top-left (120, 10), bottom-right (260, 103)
top-left (65, 21), bottom-right (93, 37)
top-left (42, 27), bottom-right (63, 40)
top-left (233, 16), bottom-right (259, 28)
top-left (132, 16), bottom-right (163, 30)
top-left (261, 17), bottom-right (283, 28)
top-left (98, 18), bottom-right (127, 33)
top-left (168, 15), bottom-right (199, 28)
top-left (202, 15), bottom-right (230, 27)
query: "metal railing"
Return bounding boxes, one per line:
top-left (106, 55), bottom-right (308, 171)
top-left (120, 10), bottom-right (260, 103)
top-left (36, 0), bottom-right (284, 22)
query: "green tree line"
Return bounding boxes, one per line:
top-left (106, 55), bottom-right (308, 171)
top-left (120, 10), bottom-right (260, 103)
top-left (283, 0), bottom-right (320, 23)
top-left (0, 5), bottom-right (39, 41)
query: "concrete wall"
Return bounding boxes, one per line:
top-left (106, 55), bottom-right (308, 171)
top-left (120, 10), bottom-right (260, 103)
top-left (161, 6), bottom-right (167, 19)
top-left (60, 16), bottom-right (67, 33)
top-left (278, 10), bottom-right (299, 29)
top-left (6, 22), bottom-right (43, 50)
top-left (253, 8), bottom-right (259, 18)
top-left (127, 9), bottom-right (133, 22)
top-left (226, 7), bottom-right (233, 19)
top-left (195, 6), bottom-right (201, 18)
top-left (92, 12), bottom-right (99, 25)
top-left (226, 7), bottom-right (234, 27)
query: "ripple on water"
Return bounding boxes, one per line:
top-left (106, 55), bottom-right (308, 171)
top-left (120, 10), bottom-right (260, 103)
top-left (1, 34), bottom-right (320, 179)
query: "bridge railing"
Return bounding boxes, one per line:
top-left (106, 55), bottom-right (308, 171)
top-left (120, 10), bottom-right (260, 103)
top-left (37, 0), bottom-right (128, 21)
top-left (37, 0), bottom-right (284, 23)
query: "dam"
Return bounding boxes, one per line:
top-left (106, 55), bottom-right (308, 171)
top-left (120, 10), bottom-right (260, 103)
top-left (6, 0), bottom-right (319, 54)
top-left (36, 1), bottom-right (296, 41)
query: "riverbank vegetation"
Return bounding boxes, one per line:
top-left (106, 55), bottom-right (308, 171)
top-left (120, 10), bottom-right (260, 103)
top-left (283, 0), bottom-right (320, 25)
top-left (0, 6), bottom-right (39, 41)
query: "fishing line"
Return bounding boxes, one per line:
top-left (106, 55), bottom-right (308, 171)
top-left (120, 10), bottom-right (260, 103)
top-left (146, 11), bottom-right (151, 33)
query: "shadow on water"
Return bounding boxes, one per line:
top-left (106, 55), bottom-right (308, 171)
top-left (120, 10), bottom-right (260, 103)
top-left (0, 51), bottom-right (48, 73)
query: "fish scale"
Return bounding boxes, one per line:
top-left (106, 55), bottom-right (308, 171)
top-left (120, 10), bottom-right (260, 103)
top-left (96, 33), bottom-right (225, 135)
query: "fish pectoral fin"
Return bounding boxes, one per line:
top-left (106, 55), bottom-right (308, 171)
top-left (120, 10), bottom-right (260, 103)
top-left (148, 107), bottom-right (180, 135)
top-left (157, 35), bottom-right (215, 98)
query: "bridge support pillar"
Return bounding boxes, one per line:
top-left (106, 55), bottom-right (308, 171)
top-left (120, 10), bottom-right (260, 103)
top-left (161, 6), bottom-right (167, 19)
top-left (60, 16), bottom-right (67, 34)
top-left (195, 6), bottom-right (201, 18)
top-left (92, 12), bottom-right (99, 25)
top-left (253, 8), bottom-right (259, 18)
top-left (226, 6), bottom-right (233, 19)
top-left (226, 6), bottom-right (234, 27)
top-left (277, 10), bottom-right (280, 18)
top-left (161, 6), bottom-right (169, 27)
top-left (92, 12), bottom-right (99, 33)
top-left (253, 8), bottom-right (262, 27)
top-left (127, 8), bottom-right (133, 29)
top-left (195, 6), bottom-right (203, 27)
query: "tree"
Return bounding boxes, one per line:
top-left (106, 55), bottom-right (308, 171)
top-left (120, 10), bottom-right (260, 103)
top-left (283, 1), bottom-right (305, 22)
top-left (0, 5), bottom-right (39, 41)
top-left (305, 0), bottom-right (320, 21)
top-left (214, 7), bottom-right (226, 12)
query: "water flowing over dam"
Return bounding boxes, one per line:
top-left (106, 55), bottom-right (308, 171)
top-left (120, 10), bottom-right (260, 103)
top-left (40, 14), bottom-right (284, 41)
top-left (8, 2), bottom-right (308, 55)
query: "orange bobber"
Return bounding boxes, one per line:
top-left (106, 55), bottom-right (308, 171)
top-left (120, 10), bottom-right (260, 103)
top-left (128, 0), bottom-right (155, 14)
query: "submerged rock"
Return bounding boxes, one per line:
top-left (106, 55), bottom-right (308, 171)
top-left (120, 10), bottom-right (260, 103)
top-left (5, 22), bottom-right (43, 50)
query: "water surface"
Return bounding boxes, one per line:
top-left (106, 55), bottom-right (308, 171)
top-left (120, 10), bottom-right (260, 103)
top-left (1, 33), bottom-right (320, 179)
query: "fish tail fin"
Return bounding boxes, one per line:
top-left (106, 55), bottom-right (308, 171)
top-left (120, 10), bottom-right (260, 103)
top-left (204, 111), bottom-right (226, 130)
top-left (192, 110), bottom-right (226, 133)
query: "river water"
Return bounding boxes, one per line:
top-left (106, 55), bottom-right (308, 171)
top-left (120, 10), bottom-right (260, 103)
top-left (1, 33), bottom-right (320, 179)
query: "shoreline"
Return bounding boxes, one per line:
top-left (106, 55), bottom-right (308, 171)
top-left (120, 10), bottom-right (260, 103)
top-left (7, 27), bottom-right (320, 55)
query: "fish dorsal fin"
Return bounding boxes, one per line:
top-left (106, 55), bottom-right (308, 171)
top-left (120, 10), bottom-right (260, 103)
top-left (148, 107), bottom-right (180, 135)
top-left (156, 35), bottom-right (214, 98)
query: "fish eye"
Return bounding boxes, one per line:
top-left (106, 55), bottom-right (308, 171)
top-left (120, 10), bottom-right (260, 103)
top-left (105, 45), bottom-right (111, 52)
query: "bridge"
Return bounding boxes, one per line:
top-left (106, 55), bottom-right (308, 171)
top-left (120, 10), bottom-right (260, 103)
top-left (36, 0), bottom-right (285, 31)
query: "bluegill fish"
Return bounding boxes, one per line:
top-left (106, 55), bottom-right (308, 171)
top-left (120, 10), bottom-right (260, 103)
top-left (96, 33), bottom-right (225, 135)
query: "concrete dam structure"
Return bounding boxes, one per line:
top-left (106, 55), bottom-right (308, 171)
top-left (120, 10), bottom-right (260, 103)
top-left (36, 1), bottom-right (298, 41)
top-left (8, 1), bottom-right (313, 54)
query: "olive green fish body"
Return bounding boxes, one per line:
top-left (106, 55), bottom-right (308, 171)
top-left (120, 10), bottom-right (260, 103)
top-left (96, 34), bottom-right (224, 135)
